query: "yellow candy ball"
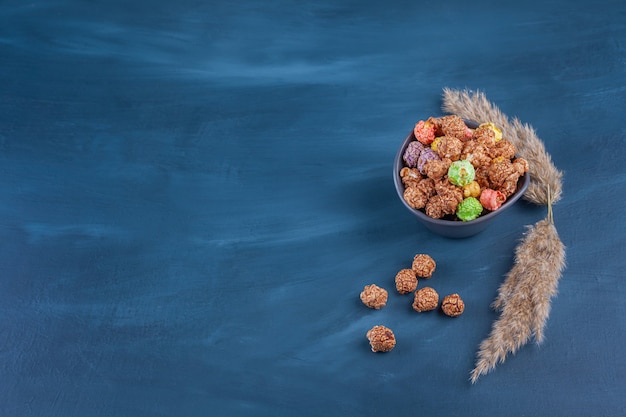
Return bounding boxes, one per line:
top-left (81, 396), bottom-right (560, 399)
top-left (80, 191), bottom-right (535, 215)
top-left (463, 181), bottom-right (481, 198)
top-left (431, 137), bottom-right (442, 152)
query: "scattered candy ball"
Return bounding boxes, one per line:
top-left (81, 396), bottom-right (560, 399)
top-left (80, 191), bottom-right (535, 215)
top-left (399, 167), bottom-right (422, 188)
top-left (441, 294), bottom-right (465, 317)
top-left (473, 123), bottom-right (497, 145)
top-left (422, 159), bottom-right (451, 182)
top-left (438, 115), bottom-right (469, 140)
top-left (447, 160), bottom-right (476, 187)
top-left (366, 325), bottom-right (396, 352)
top-left (462, 180), bottom-right (481, 198)
top-left (478, 122), bottom-right (502, 142)
top-left (417, 148), bottom-right (440, 175)
top-left (402, 177), bottom-right (436, 210)
top-left (413, 119), bottom-right (437, 145)
top-left (413, 287), bottom-right (439, 312)
top-left (360, 284), bottom-right (388, 309)
top-left (491, 139), bottom-right (516, 159)
top-left (403, 141), bottom-right (425, 168)
top-left (425, 180), bottom-right (463, 219)
top-left (395, 269), bottom-right (418, 294)
top-left (480, 188), bottom-right (506, 211)
top-left (456, 197), bottom-right (483, 222)
top-left (436, 135), bottom-right (464, 161)
top-left (430, 136), bottom-right (442, 152)
top-left (399, 116), bottom-right (529, 221)
top-left (412, 254), bottom-right (436, 278)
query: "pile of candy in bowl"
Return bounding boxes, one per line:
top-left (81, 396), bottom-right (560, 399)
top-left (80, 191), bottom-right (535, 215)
top-left (397, 115), bottom-right (529, 222)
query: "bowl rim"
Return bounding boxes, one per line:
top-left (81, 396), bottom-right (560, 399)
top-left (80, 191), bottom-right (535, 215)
top-left (393, 121), bottom-right (530, 227)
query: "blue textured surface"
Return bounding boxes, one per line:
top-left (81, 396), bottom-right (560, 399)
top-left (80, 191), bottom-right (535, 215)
top-left (1, 1), bottom-right (625, 416)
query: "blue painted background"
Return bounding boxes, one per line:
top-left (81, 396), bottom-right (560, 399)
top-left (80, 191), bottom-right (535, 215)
top-left (1, 1), bottom-right (625, 416)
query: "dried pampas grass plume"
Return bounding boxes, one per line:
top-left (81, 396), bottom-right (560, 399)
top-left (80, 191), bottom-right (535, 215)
top-left (470, 188), bottom-right (566, 383)
top-left (442, 88), bottom-right (563, 205)
top-left (441, 89), bottom-right (567, 383)
top-left (508, 119), bottom-right (563, 205)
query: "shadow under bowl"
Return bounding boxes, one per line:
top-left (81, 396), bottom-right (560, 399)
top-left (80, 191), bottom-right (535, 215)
top-left (393, 125), bottom-right (530, 239)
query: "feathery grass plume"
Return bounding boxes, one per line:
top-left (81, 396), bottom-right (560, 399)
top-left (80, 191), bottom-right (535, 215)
top-left (441, 88), bottom-right (563, 205)
top-left (470, 270), bottom-right (534, 384)
top-left (470, 191), bottom-right (565, 383)
top-left (491, 194), bottom-right (565, 317)
top-left (442, 87), bottom-right (511, 132)
top-left (442, 89), bottom-right (567, 383)
top-left (491, 254), bottom-right (526, 312)
top-left (527, 189), bottom-right (566, 344)
top-left (508, 118), bottom-right (563, 205)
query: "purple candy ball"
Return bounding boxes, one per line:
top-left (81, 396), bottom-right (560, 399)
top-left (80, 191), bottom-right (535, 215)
top-left (403, 141), bottom-right (425, 168)
top-left (417, 148), bottom-right (441, 174)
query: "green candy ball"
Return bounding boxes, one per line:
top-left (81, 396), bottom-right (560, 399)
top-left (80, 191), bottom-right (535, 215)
top-left (456, 197), bottom-right (483, 222)
top-left (447, 160), bottom-right (475, 187)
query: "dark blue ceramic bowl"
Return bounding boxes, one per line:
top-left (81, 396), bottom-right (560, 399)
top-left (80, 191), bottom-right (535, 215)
top-left (393, 122), bottom-right (530, 238)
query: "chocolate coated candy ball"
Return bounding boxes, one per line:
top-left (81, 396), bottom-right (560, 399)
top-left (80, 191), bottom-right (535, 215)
top-left (366, 325), bottom-right (396, 352)
top-left (441, 294), bottom-right (465, 317)
top-left (438, 115), bottom-right (469, 140)
top-left (395, 269), bottom-right (418, 294)
top-left (412, 254), bottom-right (436, 278)
top-left (412, 287), bottom-right (439, 312)
top-left (360, 284), bottom-right (388, 309)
